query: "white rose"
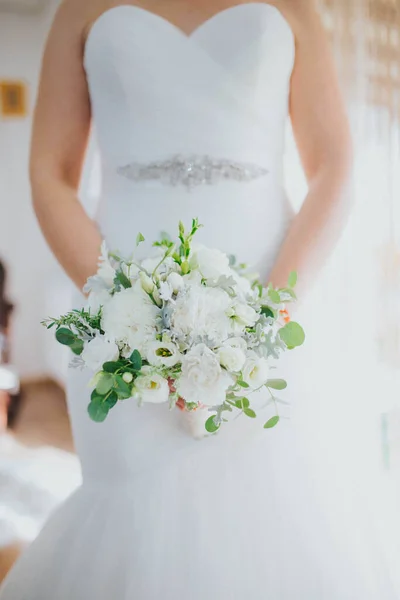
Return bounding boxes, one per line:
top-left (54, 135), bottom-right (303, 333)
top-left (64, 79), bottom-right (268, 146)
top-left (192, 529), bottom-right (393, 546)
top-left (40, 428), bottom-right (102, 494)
top-left (242, 354), bottom-right (270, 389)
top-left (178, 344), bottom-right (232, 407)
top-left (135, 367), bottom-right (169, 404)
top-left (233, 303), bottom-right (258, 328)
top-left (147, 341), bottom-right (181, 368)
top-left (167, 272), bottom-right (184, 294)
top-left (101, 281), bottom-right (160, 353)
top-left (190, 245), bottom-right (232, 280)
top-left (217, 345), bottom-right (246, 373)
top-left (171, 284), bottom-right (232, 346)
top-left (82, 335), bottom-right (119, 372)
top-left (224, 337), bottom-right (247, 350)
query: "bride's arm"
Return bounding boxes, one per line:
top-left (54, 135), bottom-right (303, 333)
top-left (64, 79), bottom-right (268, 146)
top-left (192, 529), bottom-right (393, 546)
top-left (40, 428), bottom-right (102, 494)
top-left (268, 0), bottom-right (353, 295)
top-left (30, 0), bottom-right (102, 291)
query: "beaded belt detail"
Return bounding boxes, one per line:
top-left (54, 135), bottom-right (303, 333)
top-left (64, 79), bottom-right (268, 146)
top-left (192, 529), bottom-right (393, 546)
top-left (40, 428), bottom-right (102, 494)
top-left (116, 154), bottom-right (268, 190)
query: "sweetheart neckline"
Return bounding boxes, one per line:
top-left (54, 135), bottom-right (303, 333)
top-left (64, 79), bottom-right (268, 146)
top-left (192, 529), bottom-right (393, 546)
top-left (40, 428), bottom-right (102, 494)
top-left (83, 2), bottom-right (294, 63)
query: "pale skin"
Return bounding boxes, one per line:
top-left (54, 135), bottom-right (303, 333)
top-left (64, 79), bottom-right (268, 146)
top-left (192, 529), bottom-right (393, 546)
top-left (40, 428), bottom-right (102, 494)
top-left (30, 0), bottom-right (352, 300)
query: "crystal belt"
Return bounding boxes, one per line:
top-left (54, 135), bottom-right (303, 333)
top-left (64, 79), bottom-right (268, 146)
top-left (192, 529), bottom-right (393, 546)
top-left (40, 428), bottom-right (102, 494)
top-left (116, 154), bottom-right (268, 190)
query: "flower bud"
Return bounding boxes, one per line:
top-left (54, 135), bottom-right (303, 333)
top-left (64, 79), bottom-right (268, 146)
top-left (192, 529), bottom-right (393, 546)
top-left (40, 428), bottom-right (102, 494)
top-left (122, 372), bottom-right (134, 384)
top-left (139, 271), bottom-right (155, 294)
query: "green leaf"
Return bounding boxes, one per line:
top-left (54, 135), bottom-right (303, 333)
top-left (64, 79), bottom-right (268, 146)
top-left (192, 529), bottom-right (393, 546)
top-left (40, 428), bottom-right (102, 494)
top-left (205, 415), bottom-right (220, 434)
top-left (88, 401), bottom-right (109, 423)
top-left (105, 391), bottom-right (118, 409)
top-left (70, 339), bottom-right (84, 356)
top-left (268, 289), bottom-right (281, 304)
top-left (114, 375), bottom-right (132, 400)
top-left (288, 271), bottom-right (298, 288)
top-left (90, 389), bottom-right (105, 403)
top-left (95, 372), bottom-right (114, 395)
top-left (136, 232), bottom-right (145, 246)
top-left (266, 379), bottom-right (288, 391)
top-left (261, 306), bottom-right (275, 319)
top-left (244, 408), bottom-right (257, 419)
top-left (55, 327), bottom-right (76, 346)
top-left (235, 398), bottom-right (250, 410)
top-left (264, 416), bottom-right (280, 429)
top-left (103, 361), bottom-right (123, 373)
top-left (237, 381), bottom-right (250, 389)
top-left (279, 321), bottom-right (305, 348)
top-left (129, 350), bottom-right (142, 371)
top-left (114, 271), bottom-right (132, 289)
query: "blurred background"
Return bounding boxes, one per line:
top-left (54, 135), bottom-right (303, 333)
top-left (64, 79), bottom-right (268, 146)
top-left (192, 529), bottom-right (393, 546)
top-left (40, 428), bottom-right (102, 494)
top-left (0, 0), bottom-right (400, 585)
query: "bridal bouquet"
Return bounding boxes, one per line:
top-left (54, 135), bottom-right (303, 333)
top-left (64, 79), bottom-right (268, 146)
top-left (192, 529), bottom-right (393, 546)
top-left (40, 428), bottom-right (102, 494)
top-left (43, 219), bottom-right (305, 433)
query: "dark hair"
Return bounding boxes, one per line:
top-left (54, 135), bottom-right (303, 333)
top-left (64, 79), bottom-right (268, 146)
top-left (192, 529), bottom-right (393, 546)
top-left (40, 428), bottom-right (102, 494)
top-left (0, 260), bottom-right (13, 329)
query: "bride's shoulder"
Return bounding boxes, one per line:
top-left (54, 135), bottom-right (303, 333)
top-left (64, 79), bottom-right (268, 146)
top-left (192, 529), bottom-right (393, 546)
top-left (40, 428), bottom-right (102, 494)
top-left (271, 0), bottom-right (325, 38)
top-left (54, 0), bottom-right (108, 38)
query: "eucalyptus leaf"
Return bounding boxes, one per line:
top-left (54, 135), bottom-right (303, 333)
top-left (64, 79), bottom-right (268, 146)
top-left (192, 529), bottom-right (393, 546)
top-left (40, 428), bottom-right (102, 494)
top-left (244, 408), bottom-right (257, 419)
top-left (268, 289), bottom-right (281, 304)
top-left (91, 389), bottom-right (105, 404)
top-left (264, 416), bottom-right (280, 429)
top-left (235, 398), bottom-right (250, 410)
top-left (279, 322), bottom-right (305, 348)
top-left (114, 375), bottom-right (132, 400)
top-left (96, 372), bottom-right (114, 395)
top-left (105, 391), bottom-right (118, 409)
top-left (266, 379), bottom-right (288, 391)
top-left (288, 271), bottom-right (298, 288)
top-left (237, 381), bottom-right (250, 389)
top-left (205, 415), bottom-right (220, 434)
top-left (103, 361), bottom-right (123, 373)
top-left (55, 328), bottom-right (76, 346)
top-left (70, 339), bottom-right (84, 356)
top-left (88, 401), bottom-right (109, 423)
top-left (129, 350), bottom-right (142, 371)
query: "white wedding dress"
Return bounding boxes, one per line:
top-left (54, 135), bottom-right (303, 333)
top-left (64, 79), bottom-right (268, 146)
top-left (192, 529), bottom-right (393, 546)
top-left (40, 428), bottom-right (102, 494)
top-left (2, 4), bottom-right (400, 599)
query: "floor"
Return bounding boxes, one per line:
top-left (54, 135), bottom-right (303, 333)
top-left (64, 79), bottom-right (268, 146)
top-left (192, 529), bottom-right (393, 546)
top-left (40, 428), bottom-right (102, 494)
top-left (0, 379), bottom-right (76, 584)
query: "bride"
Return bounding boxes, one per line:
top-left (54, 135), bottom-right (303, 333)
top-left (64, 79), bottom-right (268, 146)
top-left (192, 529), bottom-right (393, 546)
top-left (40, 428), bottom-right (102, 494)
top-left (2, 0), bottom-right (398, 598)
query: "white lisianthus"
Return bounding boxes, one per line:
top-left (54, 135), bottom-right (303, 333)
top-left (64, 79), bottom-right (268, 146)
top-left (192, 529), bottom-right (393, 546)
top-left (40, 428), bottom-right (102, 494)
top-left (171, 284), bottom-right (232, 346)
top-left (134, 367), bottom-right (169, 404)
top-left (101, 281), bottom-right (160, 353)
top-left (146, 341), bottom-right (181, 368)
top-left (139, 271), bottom-right (155, 295)
top-left (224, 336), bottom-right (248, 350)
top-left (167, 272), bottom-right (184, 294)
top-left (217, 345), bottom-right (246, 373)
top-left (82, 335), bottom-right (119, 372)
top-left (232, 302), bottom-right (259, 328)
top-left (242, 354), bottom-right (270, 389)
top-left (178, 344), bottom-right (232, 407)
top-left (190, 245), bottom-right (232, 280)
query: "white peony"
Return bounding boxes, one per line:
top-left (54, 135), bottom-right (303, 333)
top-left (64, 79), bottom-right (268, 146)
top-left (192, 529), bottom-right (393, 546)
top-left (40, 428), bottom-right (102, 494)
top-left (242, 354), bottom-right (270, 389)
top-left (134, 367), bottom-right (169, 404)
top-left (190, 245), bottom-right (232, 280)
top-left (217, 344), bottom-right (246, 373)
top-left (82, 335), bottom-right (119, 372)
top-left (85, 288), bottom-right (112, 315)
top-left (171, 284), bottom-right (232, 346)
top-left (101, 281), bottom-right (160, 354)
top-left (146, 341), bottom-right (181, 368)
top-left (178, 344), bottom-right (232, 407)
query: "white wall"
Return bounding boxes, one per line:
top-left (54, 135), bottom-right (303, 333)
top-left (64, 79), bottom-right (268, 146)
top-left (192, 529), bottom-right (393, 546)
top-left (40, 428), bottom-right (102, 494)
top-left (0, 1), bottom-right (73, 381)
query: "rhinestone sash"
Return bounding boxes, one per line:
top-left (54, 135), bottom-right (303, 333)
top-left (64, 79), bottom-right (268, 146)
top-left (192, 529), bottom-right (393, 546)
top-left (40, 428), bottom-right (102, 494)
top-left (116, 154), bottom-right (268, 190)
